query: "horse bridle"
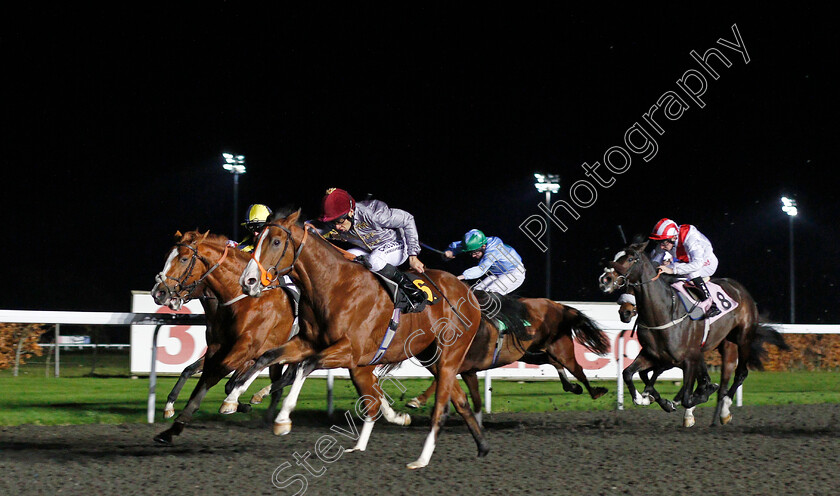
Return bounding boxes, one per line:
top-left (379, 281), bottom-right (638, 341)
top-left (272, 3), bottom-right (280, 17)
top-left (251, 222), bottom-right (312, 287)
top-left (156, 241), bottom-right (231, 305)
top-left (610, 250), bottom-right (663, 288)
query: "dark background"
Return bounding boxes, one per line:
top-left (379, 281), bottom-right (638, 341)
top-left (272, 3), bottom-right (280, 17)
top-left (2, 4), bottom-right (836, 324)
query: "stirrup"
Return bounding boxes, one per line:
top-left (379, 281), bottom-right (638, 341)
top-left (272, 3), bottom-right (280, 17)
top-left (705, 304), bottom-right (721, 318)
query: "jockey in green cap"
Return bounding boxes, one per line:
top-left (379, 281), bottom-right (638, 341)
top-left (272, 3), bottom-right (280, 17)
top-left (445, 229), bottom-right (526, 294)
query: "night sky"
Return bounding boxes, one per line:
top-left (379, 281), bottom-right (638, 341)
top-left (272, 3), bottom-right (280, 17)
top-left (2, 5), bottom-right (836, 324)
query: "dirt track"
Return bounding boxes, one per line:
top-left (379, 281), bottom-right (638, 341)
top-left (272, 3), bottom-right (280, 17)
top-left (2, 403), bottom-right (839, 495)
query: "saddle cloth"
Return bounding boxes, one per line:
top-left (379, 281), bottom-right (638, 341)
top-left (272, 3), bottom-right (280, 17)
top-left (671, 280), bottom-right (738, 324)
top-left (372, 271), bottom-right (439, 313)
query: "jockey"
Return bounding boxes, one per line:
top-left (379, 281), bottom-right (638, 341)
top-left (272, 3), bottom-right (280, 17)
top-left (649, 218), bottom-right (720, 318)
top-left (444, 229), bottom-right (526, 294)
top-left (239, 203), bottom-right (273, 253)
top-left (318, 187), bottom-right (428, 309)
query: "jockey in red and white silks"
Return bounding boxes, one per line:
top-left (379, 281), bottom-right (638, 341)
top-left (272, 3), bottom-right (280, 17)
top-left (649, 218), bottom-right (720, 317)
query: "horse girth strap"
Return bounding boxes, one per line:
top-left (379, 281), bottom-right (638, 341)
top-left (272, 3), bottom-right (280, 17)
top-left (637, 313), bottom-right (689, 330)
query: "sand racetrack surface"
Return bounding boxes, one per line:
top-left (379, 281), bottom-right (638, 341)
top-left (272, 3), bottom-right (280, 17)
top-left (2, 403), bottom-right (839, 495)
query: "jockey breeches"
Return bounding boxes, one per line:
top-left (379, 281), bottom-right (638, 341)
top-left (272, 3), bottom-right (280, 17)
top-left (471, 269), bottom-right (526, 295)
top-left (347, 240), bottom-right (407, 272)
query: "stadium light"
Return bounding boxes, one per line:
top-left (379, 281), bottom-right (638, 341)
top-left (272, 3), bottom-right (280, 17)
top-left (223, 153), bottom-right (247, 240)
top-left (781, 196), bottom-right (797, 323)
top-left (534, 173), bottom-right (560, 299)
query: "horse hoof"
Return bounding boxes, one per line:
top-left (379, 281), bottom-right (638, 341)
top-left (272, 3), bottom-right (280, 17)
top-left (153, 433), bottom-right (173, 445)
top-left (219, 401), bottom-right (238, 415)
top-left (236, 403), bottom-right (252, 413)
top-left (660, 400), bottom-right (677, 413)
top-left (406, 459), bottom-right (428, 470)
top-left (400, 414), bottom-right (412, 426)
top-left (250, 394), bottom-right (264, 405)
top-left (683, 417), bottom-right (696, 428)
top-left (477, 442), bottom-right (490, 458)
top-left (163, 407), bottom-right (175, 419)
top-left (721, 414), bottom-right (732, 425)
top-left (273, 421), bottom-right (292, 436)
top-left (591, 387), bottom-right (608, 400)
top-left (565, 384), bottom-right (584, 395)
top-left (406, 398), bottom-right (422, 409)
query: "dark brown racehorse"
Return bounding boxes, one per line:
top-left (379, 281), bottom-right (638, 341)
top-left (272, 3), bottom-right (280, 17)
top-left (600, 267), bottom-right (741, 425)
top-left (406, 296), bottom-right (610, 419)
top-left (604, 241), bottom-right (788, 425)
top-left (151, 231), bottom-right (409, 445)
top-left (233, 209), bottom-right (490, 469)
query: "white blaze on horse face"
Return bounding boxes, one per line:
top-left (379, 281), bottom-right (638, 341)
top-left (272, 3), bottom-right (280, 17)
top-left (613, 251), bottom-right (626, 262)
top-left (158, 247), bottom-right (179, 282)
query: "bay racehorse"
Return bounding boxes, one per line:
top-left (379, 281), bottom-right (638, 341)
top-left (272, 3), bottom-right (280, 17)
top-left (603, 241), bottom-right (788, 426)
top-left (233, 209), bottom-right (490, 469)
top-left (151, 230), bottom-right (409, 445)
top-left (406, 295), bottom-right (610, 421)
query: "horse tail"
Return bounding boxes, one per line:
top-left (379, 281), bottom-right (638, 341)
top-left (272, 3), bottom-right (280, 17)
top-left (747, 323), bottom-right (790, 370)
top-left (562, 304), bottom-right (611, 355)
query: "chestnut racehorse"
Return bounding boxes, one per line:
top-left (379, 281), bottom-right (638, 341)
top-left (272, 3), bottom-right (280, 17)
top-left (603, 241), bottom-right (788, 426)
top-left (151, 231), bottom-right (408, 445)
top-left (406, 295), bottom-right (611, 420)
top-left (233, 209), bottom-right (490, 469)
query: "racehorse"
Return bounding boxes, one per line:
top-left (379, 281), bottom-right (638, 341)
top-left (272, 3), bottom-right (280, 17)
top-left (233, 209), bottom-right (491, 469)
top-left (406, 295), bottom-right (610, 421)
top-left (150, 230), bottom-right (409, 445)
top-left (600, 265), bottom-right (738, 426)
top-left (602, 241), bottom-right (788, 425)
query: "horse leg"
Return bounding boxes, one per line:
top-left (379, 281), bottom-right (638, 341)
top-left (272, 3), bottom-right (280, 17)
top-left (407, 357), bottom-right (488, 470)
top-left (622, 353), bottom-right (659, 407)
top-left (687, 360), bottom-right (719, 407)
top-left (711, 341), bottom-right (738, 426)
top-left (546, 340), bottom-right (607, 399)
top-left (642, 366), bottom-right (678, 412)
top-left (270, 364), bottom-right (309, 435)
top-left (407, 379), bottom-right (436, 409)
top-left (449, 379), bottom-right (488, 449)
top-left (154, 363), bottom-right (228, 445)
top-left (221, 338), bottom-right (316, 413)
top-left (352, 365), bottom-right (411, 428)
top-left (344, 366), bottom-right (383, 453)
top-left (252, 363), bottom-right (288, 408)
top-left (164, 355), bottom-right (204, 418)
top-left (460, 371), bottom-right (484, 427)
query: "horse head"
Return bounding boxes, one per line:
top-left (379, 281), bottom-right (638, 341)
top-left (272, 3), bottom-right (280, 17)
top-left (240, 209), bottom-right (304, 297)
top-left (152, 230), bottom-right (217, 310)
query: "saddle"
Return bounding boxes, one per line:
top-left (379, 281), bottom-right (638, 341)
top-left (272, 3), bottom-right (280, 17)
top-left (671, 279), bottom-right (738, 324)
top-left (372, 270), bottom-right (439, 313)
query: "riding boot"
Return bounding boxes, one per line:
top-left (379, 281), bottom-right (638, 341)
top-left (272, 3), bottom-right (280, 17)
top-left (375, 264), bottom-right (428, 310)
top-left (691, 277), bottom-right (720, 318)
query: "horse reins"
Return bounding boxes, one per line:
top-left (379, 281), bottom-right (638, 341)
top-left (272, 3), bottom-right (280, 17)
top-left (251, 222), bottom-right (313, 287)
top-left (613, 250), bottom-right (688, 331)
top-left (157, 241), bottom-right (232, 304)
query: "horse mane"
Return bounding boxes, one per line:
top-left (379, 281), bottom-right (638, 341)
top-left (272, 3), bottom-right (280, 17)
top-left (474, 290), bottom-right (532, 343)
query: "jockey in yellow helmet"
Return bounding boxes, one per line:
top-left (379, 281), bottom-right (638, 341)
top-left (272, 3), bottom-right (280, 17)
top-left (239, 204), bottom-right (273, 253)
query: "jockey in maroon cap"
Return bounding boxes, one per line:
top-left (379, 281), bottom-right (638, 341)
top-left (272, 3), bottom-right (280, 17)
top-left (318, 188), bottom-right (428, 310)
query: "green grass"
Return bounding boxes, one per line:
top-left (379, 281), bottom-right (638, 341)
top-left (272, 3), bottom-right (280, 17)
top-left (0, 370), bottom-right (838, 426)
